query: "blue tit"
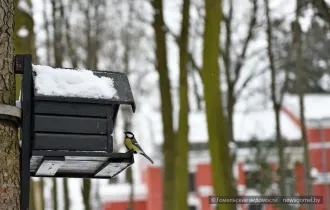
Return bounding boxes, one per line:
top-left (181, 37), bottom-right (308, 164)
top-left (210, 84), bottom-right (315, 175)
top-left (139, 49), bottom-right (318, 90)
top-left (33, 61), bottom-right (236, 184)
top-left (124, 131), bottom-right (154, 164)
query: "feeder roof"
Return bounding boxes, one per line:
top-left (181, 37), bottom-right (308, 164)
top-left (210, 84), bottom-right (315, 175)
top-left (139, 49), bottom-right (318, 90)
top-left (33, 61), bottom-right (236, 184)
top-left (32, 65), bottom-right (136, 112)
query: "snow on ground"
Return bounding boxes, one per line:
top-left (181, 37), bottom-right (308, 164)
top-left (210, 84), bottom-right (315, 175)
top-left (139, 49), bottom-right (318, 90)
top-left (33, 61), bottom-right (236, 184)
top-left (244, 188), bottom-right (261, 196)
top-left (99, 183), bottom-right (147, 202)
top-left (135, 107), bottom-right (301, 148)
top-left (234, 108), bottom-right (301, 141)
top-left (33, 65), bottom-right (117, 99)
top-left (283, 94), bottom-right (330, 119)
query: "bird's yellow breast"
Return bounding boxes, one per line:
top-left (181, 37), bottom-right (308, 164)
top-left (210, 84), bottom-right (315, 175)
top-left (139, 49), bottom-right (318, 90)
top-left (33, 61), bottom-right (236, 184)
top-left (124, 138), bottom-right (141, 152)
top-left (125, 138), bottom-right (134, 149)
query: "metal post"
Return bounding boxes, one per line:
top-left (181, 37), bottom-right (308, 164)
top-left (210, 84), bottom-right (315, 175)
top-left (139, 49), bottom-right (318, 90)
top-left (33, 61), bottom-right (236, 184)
top-left (320, 118), bottom-right (330, 210)
top-left (19, 55), bottom-right (33, 210)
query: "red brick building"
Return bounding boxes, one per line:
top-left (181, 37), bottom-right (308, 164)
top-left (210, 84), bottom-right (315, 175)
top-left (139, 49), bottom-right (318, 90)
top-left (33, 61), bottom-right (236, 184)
top-left (102, 94), bottom-right (330, 210)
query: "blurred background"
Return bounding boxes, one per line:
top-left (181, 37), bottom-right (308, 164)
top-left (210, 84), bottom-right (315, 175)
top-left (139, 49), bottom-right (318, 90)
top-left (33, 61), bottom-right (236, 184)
top-left (15, 0), bottom-right (330, 209)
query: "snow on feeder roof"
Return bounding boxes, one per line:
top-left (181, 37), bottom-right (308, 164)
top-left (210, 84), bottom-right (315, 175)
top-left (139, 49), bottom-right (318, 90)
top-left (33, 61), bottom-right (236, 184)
top-left (33, 65), bottom-right (117, 99)
top-left (32, 65), bottom-right (135, 112)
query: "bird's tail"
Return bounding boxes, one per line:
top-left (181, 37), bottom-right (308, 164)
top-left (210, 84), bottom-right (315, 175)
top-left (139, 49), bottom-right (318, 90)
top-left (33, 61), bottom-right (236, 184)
top-left (139, 152), bottom-right (154, 164)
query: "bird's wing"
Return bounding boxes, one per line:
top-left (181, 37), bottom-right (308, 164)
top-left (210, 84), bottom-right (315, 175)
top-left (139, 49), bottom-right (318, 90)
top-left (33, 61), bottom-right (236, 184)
top-left (132, 138), bottom-right (145, 153)
top-left (134, 142), bottom-right (145, 153)
top-left (131, 138), bottom-right (138, 144)
top-left (130, 138), bottom-right (154, 164)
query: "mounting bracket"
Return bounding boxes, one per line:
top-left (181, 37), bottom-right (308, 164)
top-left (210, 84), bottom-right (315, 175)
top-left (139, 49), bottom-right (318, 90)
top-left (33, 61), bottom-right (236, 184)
top-left (0, 104), bottom-right (21, 125)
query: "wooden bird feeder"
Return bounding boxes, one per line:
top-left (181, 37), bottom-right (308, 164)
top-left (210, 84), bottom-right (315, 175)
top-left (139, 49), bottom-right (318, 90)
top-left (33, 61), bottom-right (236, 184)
top-left (15, 54), bottom-right (135, 210)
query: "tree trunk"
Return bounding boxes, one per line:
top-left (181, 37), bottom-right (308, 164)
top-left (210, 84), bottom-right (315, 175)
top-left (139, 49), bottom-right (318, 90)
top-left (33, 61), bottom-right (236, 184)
top-left (14, 0), bottom-right (41, 207)
top-left (274, 105), bottom-right (286, 195)
top-left (30, 179), bottom-right (36, 210)
top-left (174, 0), bottom-right (190, 210)
top-left (40, 178), bottom-right (44, 210)
top-left (226, 93), bottom-right (235, 143)
top-left (13, 0), bottom-right (40, 208)
top-left (223, 0), bottom-right (234, 144)
top-left (294, 1), bottom-right (312, 209)
top-left (52, 178), bottom-right (58, 210)
top-left (0, 1), bottom-right (20, 209)
top-left (94, 180), bottom-right (102, 210)
top-left (63, 178), bottom-right (70, 210)
top-left (201, 1), bottom-right (236, 210)
top-left (65, 2), bottom-right (78, 69)
top-left (151, 1), bottom-right (176, 210)
top-left (33, 179), bottom-right (43, 210)
top-left (264, 0), bottom-right (287, 199)
top-left (51, 0), bottom-right (63, 67)
top-left (43, 0), bottom-right (51, 65)
top-left (82, 179), bottom-right (91, 210)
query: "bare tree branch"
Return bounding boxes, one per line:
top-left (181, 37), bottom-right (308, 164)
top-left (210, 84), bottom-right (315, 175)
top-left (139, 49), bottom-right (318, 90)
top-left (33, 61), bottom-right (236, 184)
top-left (312, 0), bottom-right (330, 24)
top-left (189, 68), bottom-right (203, 110)
top-left (65, 1), bottom-right (78, 68)
top-left (187, 52), bottom-right (202, 78)
top-left (223, 0), bottom-right (233, 89)
top-left (220, 0), bottom-right (258, 144)
top-left (233, 0), bottom-right (258, 85)
top-left (265, 0), bottom-right (288, 202)
top-left (235, 67), bottom-right (268, 98)
top-left (164, 23), bottom-right (180, 44)
top-left (279, 68), bottom-right (290, 105)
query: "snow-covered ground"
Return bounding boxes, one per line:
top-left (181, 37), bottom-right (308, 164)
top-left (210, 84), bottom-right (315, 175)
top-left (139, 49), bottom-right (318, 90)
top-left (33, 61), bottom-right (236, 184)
top-left (134, 107), bottom-right (301, 149)
top-left (283, 94), bottom-right (330, 120)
